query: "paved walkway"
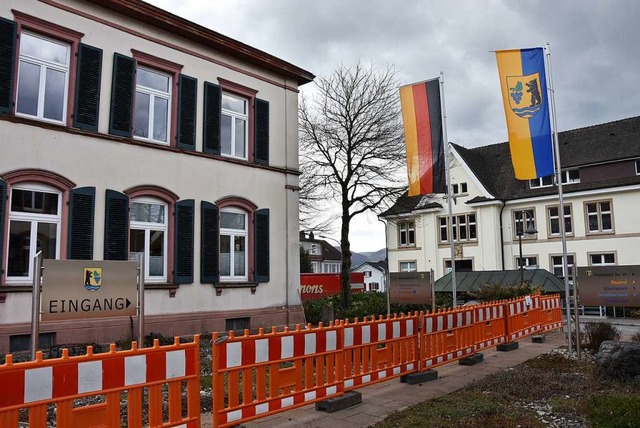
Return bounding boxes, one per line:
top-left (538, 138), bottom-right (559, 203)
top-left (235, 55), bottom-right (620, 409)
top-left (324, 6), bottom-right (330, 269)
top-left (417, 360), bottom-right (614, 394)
top-left (201, 331), bottom-right (566, 428)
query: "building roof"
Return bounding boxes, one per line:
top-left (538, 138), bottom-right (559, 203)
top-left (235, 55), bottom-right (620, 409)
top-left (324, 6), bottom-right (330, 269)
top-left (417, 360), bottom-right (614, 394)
top-left (301, 236), bottom-right (342, 261)
top-left (434, 269), bottom-right (565, 294)
top-left (382, 116), bottom-right (640, 216)
top-left (354, 260), bottom-right (388, 272)
top-left (86, 0), bottom-right (315, 85)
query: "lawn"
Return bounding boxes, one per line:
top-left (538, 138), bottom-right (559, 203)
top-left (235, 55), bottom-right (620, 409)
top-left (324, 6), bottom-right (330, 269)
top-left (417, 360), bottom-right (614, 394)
top-left (373, 351), bottom-right (640, 428)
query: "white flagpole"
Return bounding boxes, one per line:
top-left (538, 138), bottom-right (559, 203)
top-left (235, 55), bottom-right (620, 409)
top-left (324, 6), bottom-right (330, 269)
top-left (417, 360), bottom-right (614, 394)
top-left (440, 71), bottom-right (457, 307)
top-left (545, 43), bottom-right (576, 356)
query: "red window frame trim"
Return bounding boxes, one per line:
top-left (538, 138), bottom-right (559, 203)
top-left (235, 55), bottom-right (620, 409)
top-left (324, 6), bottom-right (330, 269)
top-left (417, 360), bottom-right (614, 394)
top-left (217, 196), bottom-right (257, 281)
top-left (218, 78), bottom-right (258, 162)
top-left (12, 10), bottom-right (83, 126)
top-left (131, 49), bottom-right (183, 148)
top-left (1, 169), bottom-right (75, 285)
top-left (125, 185), bottom-right (178, 284)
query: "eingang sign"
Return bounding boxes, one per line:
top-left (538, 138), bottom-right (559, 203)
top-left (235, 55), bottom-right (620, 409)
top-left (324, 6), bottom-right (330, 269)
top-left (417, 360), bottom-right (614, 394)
top-left (41, 260), bottom-right (138, 321)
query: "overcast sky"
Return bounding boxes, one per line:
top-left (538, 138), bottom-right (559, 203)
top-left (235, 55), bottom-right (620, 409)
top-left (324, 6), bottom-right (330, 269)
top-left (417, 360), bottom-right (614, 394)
top-left (149, 0), bottom-right (640, 252)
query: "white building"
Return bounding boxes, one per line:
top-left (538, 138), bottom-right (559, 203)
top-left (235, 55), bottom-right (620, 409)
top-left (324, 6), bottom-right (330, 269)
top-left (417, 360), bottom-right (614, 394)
top-left (352, 261), bottom-right (388, 292)
top-left (299, 232), bottom-right (341, 273)
top-left (0, 0), bottom-right (314, 353)
top-left (381, 117), bottom-right (640, 288)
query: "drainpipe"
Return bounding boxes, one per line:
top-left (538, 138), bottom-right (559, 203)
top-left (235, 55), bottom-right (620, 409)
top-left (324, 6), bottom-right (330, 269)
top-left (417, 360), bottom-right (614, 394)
top-left (499, 200), bottom-right (506, 270)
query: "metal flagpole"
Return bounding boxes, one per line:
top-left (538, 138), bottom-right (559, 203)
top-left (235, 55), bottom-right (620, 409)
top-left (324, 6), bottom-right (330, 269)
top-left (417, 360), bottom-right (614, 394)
top-left (440, 71), bottom-right (457, 307)
top-left (30, 251), bottom-right (43, 360)
top-left (545, 43), bottom-right (576, 356)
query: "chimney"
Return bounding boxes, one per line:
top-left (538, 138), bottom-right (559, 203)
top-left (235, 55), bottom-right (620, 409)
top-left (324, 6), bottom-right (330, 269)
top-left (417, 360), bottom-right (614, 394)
top-left (309, 231), bottom-right (315, 240)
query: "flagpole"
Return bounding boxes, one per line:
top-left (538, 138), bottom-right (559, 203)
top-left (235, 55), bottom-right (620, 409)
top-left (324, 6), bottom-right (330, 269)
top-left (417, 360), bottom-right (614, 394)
top-left (440, 71), bottom-right (457, 307)
top-left (545, 43), bottom-right (576, 356)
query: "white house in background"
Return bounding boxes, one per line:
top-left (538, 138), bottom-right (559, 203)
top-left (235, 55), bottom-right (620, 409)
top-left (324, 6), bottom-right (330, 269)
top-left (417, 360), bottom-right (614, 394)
top-left (381, 116), bottom-right (640, 289)
top-left (0, 0), bottom-right (314, 353)
top-left (299, 231), bottom-right (341, 273)
top-left (352, 261), bottom-right (388, 292)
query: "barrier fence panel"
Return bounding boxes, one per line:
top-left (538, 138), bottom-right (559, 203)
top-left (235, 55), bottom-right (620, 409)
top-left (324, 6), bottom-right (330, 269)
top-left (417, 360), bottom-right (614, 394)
top-left (541, 294), bottom-right (564, 332)
top-left (0, 336), bottom-right (201, 428)
top-left (420, 307), bottom-right (476, 370)
top-left (342, 313), bottom-right (419, 391)
top-left (506, 295), bottom-right (543, 342)
top-left (474, 301), bottom-right (507, 351)
top-left (212, 323), bottom-right (344, 428)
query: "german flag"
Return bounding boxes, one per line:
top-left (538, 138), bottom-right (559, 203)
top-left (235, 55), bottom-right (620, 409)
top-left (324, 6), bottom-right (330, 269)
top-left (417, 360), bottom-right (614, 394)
top-left (399, 78), bottom-right (446, 196)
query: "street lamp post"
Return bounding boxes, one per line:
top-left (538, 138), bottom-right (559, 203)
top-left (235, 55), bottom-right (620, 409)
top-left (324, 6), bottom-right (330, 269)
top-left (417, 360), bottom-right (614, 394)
top-left (517, 211), bottom-right (538, 285)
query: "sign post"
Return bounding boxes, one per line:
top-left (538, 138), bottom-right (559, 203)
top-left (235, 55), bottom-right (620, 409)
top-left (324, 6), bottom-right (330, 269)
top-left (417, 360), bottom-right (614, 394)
top-left (30, 251), bottom-right (43, 361)
top-left (389, 271), bottom-right (433, 304)
top-left (577, 265), bottom-right (640, 307)
top-left (137, 253), bottom-right (145, 346)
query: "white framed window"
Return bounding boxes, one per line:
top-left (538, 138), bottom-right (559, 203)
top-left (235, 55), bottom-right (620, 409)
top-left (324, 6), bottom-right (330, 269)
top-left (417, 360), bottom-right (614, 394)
top-left (529, 175), bottom-right (553, 188)
top-left (221, 92), bottom-right (248, 159)
top-left (589, 253), bottom-right (616, 266)
top-left (516, 256), bottom-right (538, 270)
top-left (6, 184), bottom-right (61, 283)
top-left (635, 160), bottom-right (640, 175)
top-left (322, 262), bottom-right (340, 273)
top-left (220, 208), bottom-right (248, 281)
top-left (364, 270), bottom-right (372, 278)
top-left (562, 169), bottom-right (580, 184)
top-left (513, 209), bottom-right (537, 238)
top-left (311, 261), bottom-right (320, 273)
top-left (129, 198), bottom-right (168, 283)
top-left (310, 243), bottom-right (319, 255)
top-left (399, 261), bottom-right (417, 272)
top-left (133, 67), bottom-right (171, 144)
top-left (551, 254), bottom-right (575, 283)
top-left (439, 213), bottom-right (477, 243)
top-left (369, 282), bottom-right (380, 291)
top-left (16, 32), bottom-right (70, 124)
top-left (547, 204), bottom-right (573, 236)
top-left (452, 182), bottom-right (468, 195)
top-left (398, 221), bottom-right (415, 247)
top-left (585, 200), bottom-right (613, 234)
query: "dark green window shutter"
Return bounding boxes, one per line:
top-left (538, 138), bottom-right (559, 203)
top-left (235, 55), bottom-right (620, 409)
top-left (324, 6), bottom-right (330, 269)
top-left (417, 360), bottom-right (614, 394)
top-left (74, 44), bottom-right (103, 131)
top-left (177, 74), bottom-right (197, 150)
top-left (0, 179), bottom-right (6, 281)
top-left (175, 199), bottom-right (194, 284)
top-left (203, 81), bottom-right (221, 155)
top-left (67, 187), bottom-right (96, 260)
top-left (255, 98), bottom-right (269, 165)
top-left (108, 53), bottom-right (134, 137)
top-left (254, 208), bottom-right (270, 283)
top-left (104, 189), bottom-right (129, 260)
top-left (200, 201), bottom-right (219, 284)
top-left (0, 18), bottom-right (16, 115)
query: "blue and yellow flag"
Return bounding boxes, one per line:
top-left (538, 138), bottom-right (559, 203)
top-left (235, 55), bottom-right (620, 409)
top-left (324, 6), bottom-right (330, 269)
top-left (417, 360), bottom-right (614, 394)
top-left (496, 48), bottom-right (554, 180)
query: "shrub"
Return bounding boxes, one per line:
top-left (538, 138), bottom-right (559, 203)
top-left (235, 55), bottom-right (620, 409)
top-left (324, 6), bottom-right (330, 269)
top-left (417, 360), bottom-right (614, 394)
top-left (630, 331), bottom-right (640, 343)
top-left (467, 283), bottom-right (544, 302)
top-left (582, 322), bottom-right (620, 351)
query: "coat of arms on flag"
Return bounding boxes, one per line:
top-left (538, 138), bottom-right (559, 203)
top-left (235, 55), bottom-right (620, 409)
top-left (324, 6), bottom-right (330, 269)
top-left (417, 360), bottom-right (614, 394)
top-left (506, 73), bottom-right (543, 118)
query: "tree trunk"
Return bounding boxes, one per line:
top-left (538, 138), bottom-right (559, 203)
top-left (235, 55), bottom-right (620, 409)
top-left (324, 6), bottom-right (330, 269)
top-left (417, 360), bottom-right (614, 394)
top-left (340, 209), bottom-right (351, 310)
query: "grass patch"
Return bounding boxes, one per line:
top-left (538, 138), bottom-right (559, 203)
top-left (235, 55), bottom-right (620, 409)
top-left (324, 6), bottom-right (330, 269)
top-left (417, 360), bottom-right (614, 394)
top-left (373, 352), bottom-right (640, 428)
top-left (376, 392), bottom-right (542, 428)
top-left (588, 393), bottom-right (640, 427)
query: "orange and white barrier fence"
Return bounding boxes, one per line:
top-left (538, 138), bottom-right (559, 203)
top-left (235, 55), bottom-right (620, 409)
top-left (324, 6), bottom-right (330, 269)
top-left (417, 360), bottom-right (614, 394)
top-left (0, 295), bottom-right (564, 428)
top-left (0, 336), bottom-right (200, 428)
top-left (474, 301), bottom-right (507, 350)
top-left (541, 293), bottom-right (564, 332)
top-left (420, 307), bottom-right (476, 369)
top-left (342, 313), bottom-right (419, 391)
top-left (212, 323), bottom-right (344, 428)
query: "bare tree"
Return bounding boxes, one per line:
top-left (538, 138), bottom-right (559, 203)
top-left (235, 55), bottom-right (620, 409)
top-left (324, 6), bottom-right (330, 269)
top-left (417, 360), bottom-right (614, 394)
top-left (299, 60), bottom-right (406, 309)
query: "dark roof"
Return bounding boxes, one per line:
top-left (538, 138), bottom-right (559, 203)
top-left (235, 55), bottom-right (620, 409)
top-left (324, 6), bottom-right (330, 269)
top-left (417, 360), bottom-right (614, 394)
top-left (434, 270), bottom-right (565, 294)
top-left (383, 116), bottom-right (640, 215)
top-left (354, 260), bottom-right (388, 272)
top-left (85, 0), bottom-right (315, 85)
top-left (380, 193), bottom-right (442, 217)
top-left (301, 237), bottom-right (341, 261)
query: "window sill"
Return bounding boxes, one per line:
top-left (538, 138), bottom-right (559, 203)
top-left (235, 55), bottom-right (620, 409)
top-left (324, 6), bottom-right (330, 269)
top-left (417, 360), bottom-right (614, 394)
top-left (213, 281), bottom-right (259, 296)
top-left (145, 282), bottom-right (179, 297)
